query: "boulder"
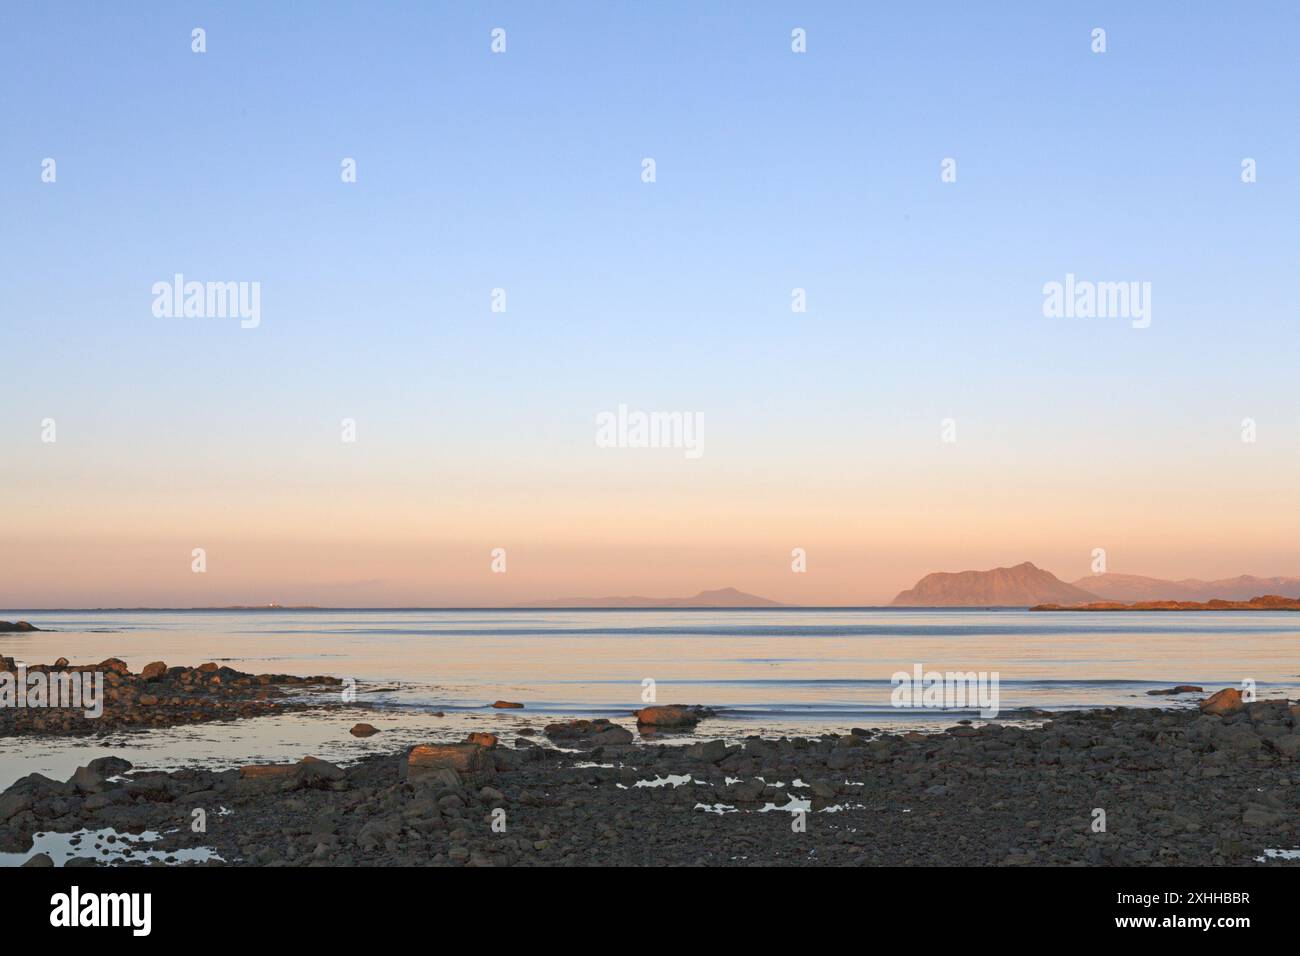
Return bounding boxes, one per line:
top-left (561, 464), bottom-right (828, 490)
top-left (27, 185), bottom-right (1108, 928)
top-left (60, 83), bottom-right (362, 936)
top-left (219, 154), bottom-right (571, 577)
top-left (492, 700), bottom-right (524, 709)
top-left (141, 661), bottom-right (167, 681)
top-left (294, 757), bottom-right (345, 789)
top-left (0, 792), bottom-right (33, 822)
top-left (465, 732), bottom-right (499, 748)
top-left (98, 658), bottom-right (130, 674)
top-left (543, 719), bottom-right (633, 746)
top-left (1245, 699), bottom-right (1291, 723)
top-left (197, 662), bottom-right (219, 673)
top-left (83, 789), bottom-right (131, 811)
top-left (0, 621), bottom-right (39, 632)
top-left (1146, 685), bottom-right (1203, 696)
top-left (633, 704), bottom-right (714, 728)
top-left (403, 744), bottom-right (493, 785)
top-left (69, 765), bottom-right (110, 794)
top-left (124, 774), bottom-right (177, 802)
top-left (87, 756), bottom-right (132, 777)
top-left (412, 767), bottom-right (462, 790)
top-left (357, 815), bottom-right (402, 849)
top-left (809, 780), bottom-right (839, 799)
top-left (349, 722), bottom-right (379, 738)
top-left (684, 739), bottom-right (728, 762)
top-left (724, 779), bottom-right (767, 803)
top-left (1200, 688), bottom-right (1244, 716)
top-left (239, 764), bottom-right (297, 780)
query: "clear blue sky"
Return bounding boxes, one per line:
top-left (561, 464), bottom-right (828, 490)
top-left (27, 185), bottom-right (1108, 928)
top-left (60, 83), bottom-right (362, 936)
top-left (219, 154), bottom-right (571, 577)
top-left (3, 2), bottom-right (1299, 605)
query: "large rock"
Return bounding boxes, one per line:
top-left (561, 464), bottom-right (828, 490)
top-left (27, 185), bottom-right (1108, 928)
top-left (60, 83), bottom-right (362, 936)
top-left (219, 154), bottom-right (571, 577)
top-left (1245, 699), bottom-right (1291, 723)
top-left (633, 705), bottom-right (714, 728)
top-left (87, 756), bottom-right (132, 777)
top-left (410, 767), bottom-right (462, 790)
top-left (724, 779), bottom-right (767, 802)
top-left (543, 719), bottom-right (633, 746)
top-left (403, 744), bottom-right (494, 785)
top-left (349, 722), bottom-right (379, 737)
top-left (239, 764), bottom-right (297, 780)
top-left (83, 790), bottom-right (131, 811)
top-left (239, 757), bottom-right (344, 791)
top-left (141, 661), bottom-right (167, 681)
top-left (0, 792), bottom-right (33, 822)
top-left (0, 621), bottom-right (39, 632)
top-left (357, 815), bottom-right (402, 849)
top-left (69, 765), bottom-right (111, 794)
top-left (294, 756), bottom-right (345, 789)
top-left (1200, 688), bottom-right (1244, 716)
top-left (684, 739), bottom-right (728, 762)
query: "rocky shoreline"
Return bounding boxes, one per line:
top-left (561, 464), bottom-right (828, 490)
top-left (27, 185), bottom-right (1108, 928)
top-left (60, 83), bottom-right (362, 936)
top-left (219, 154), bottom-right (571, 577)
top-left (3, 692), bottom-right (1297, 867)
top-left (0, 657), bottom-right (343, 736)
top-left (1032, 594), bottom-right (1300, 611)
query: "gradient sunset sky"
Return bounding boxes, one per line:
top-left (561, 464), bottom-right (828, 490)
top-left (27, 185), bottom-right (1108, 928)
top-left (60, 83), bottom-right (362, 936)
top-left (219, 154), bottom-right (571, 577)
top-left (3, 2), bottom-right (1299, 607)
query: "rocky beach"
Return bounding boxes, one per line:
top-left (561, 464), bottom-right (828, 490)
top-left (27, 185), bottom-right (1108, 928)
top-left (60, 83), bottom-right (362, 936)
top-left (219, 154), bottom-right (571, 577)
top-left (2, 675), bottom-right (1297, 867)
top-left (0, 656), bottom-right (343, 736)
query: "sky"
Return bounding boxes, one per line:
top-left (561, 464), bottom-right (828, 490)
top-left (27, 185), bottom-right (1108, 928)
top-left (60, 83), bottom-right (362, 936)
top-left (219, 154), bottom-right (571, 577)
top-left (2, 1), bottom-right (1299, 607)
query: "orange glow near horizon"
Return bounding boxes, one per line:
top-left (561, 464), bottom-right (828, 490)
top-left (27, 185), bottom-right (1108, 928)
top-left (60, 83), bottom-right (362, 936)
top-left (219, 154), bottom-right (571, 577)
top-left (5, 446), bottom-right (1299, 606)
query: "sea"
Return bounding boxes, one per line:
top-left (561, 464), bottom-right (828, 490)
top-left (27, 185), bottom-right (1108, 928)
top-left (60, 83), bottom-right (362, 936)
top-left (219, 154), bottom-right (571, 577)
top-left (1, 607), bottom-right (1297, 790)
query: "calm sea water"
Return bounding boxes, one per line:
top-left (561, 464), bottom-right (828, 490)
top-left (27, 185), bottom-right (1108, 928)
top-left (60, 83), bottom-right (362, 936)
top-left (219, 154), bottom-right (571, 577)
top-left (1, 608), bottom-right (1297, 788)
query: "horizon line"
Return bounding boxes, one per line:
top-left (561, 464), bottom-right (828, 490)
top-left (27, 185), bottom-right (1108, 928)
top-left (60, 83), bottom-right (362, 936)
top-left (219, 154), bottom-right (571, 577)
top-left (1, 604), bottom-right (1027, 613)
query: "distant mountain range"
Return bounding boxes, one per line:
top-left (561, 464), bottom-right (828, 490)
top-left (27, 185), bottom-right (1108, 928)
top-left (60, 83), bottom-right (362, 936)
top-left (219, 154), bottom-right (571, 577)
top-left (1069, 572), bottom-right (1300, 603)
top-left (891, 562), bottom-right (1097, 607)
top-left (514, 587), bottom-right (784, 609)
top-left (891, 563), bottom-right (1300, 607)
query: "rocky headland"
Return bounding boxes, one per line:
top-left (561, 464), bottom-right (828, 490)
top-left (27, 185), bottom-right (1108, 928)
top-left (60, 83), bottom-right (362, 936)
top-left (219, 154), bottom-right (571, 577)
top-left (891, 563), bottom-right (1100, 607)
